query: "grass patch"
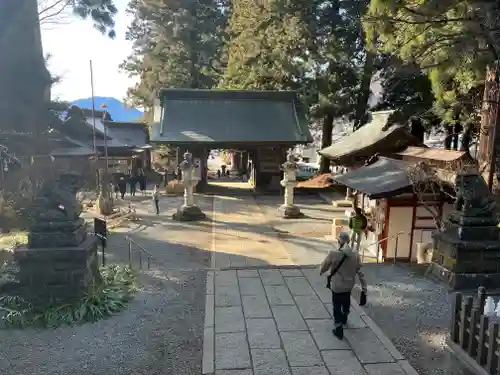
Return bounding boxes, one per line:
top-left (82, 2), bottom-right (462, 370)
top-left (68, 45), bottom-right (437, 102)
top-left (0, 231), bottom-right (28, 251)
top-left (0, 265), bottom-right (138, 328)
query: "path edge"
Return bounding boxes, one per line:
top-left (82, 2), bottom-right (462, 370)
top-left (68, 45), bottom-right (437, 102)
top-left (351, 298), bottom-right (420, 375)
top-left (202, 269), bottom-right (215, 375)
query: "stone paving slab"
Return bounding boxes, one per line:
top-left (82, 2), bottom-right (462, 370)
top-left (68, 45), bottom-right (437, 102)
top-left (203, 267), bottom-right (420, 375)
top-left (242, 294), bottom-right (273, 318)
top-left (215, 332), bottom-right (251, 370)
top-left (247, 318), bottom-right (281, 349)
top-left (265, 284), bottom-right (295, 305)
top-left (215, 306), bottom-right (245, 333)
top-left (239, 277), bottom-right (266, 295)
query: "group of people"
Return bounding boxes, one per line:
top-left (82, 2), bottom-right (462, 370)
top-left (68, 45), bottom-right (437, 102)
top-left (112, 173), bottom-right (162, 216)
top-left (319, 204), bottom-right (369, 340)
top-left (113, 169), bottom-right (148, 199)
top-left (216, 164), bottom-right (231, 179)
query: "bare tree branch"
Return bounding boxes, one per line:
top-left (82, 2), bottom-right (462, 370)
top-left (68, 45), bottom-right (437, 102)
top-left (38, 0), bottom-right (73, 26)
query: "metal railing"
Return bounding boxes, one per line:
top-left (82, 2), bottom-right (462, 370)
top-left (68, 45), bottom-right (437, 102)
top-left (330, 225), bottom-right (407, 264)
top-left (360, 231), bottom-right (407, 264)
top-left (125, 235), bottom-right (153, 270)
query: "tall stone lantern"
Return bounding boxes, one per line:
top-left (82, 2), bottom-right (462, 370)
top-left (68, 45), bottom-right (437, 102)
top-left (278, 152), bottom-right (302, 218)
top-left (173, 151), bottom-right (206, 221)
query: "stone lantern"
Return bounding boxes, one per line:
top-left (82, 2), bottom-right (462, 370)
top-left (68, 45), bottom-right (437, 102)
top-left (173, 151), bottom-right (206, 221)
top-left (278, 152), bottom-right (302, 218)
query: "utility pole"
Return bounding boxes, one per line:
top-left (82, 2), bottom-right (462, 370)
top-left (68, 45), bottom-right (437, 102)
top-left (100, 103), bottom-right (110, 186)
top-left (90, 60), bottom-right (99, 190)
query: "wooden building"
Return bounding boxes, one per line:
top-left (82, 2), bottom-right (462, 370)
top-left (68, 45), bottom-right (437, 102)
top-left (149, 89), bottom-right (312, 191)
top-left (332, 155), bottom-right (455, 262)
top-left (62, 106), bottom-right (151, 174)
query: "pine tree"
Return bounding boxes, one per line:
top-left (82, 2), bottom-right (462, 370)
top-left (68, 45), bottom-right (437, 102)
top-left (121, 0), bottom-right (227, 107)
top-left (308, 0), bottom-right (371, 172)
top-left (219, 0), bottom-right (313, 91)
top-left (372, 56), bottom-right (436, 124)
top-left (221, 0), bottom-right (371, 173)
top-left (364, 0), bottom-right (499, 121)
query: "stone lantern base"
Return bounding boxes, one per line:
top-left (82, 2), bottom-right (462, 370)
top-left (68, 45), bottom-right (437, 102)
top-left (172, 205), bottom-right (206, 221)
top-left (278, 204), bottom-right (302, 219)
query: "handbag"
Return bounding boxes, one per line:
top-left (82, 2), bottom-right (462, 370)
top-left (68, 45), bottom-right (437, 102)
top-left (325, 253), bottom-right (348, 289)
top-left (359, 291), bottom-right (367, 306)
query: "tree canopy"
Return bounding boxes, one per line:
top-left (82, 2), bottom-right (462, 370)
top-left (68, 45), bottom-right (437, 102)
top-left (121, 0), bottom-right (227, 107)
top-left (364, 0), bottom-right (499, 121)
top-left (219, 0), bottom-right (311, 91)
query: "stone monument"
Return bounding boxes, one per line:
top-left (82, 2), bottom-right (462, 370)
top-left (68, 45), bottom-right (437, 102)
top-left (172, 151), bottom-right (206, 221)
top-left (278, 152), bottom-right (302, 218)
top-left (429, 170), bottom-right (500, 290)
top-left (12, 172), bottom-right (101, 304)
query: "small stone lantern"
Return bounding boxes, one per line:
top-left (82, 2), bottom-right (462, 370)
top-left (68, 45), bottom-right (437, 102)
top-left (172, 151), bottom-right (206, 221)
top-left (278, 152), bottom-right (302, 218)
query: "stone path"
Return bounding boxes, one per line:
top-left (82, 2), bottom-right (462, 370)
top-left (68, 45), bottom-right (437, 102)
top-left (202, 267), bottom-right (419, 375)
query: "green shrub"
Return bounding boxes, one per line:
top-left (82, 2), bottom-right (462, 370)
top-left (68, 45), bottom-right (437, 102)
top-left (0, 265), bottom-right (138, 328)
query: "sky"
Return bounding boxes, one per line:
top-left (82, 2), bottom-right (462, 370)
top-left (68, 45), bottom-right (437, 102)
top-left (40, 0), bottom-right (136, 102)
top-left (39, 0), bottom-right (383, 106)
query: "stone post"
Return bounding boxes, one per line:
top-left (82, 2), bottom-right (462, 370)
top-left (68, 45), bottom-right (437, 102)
top-left (97, 167), bottom-right (113, 215)
top-left (173, 151), bottom-right (206, 221)
top-left (278, 152), bottom-right (302, 218)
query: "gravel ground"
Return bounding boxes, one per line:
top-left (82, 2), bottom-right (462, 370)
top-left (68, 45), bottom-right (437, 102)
top-left (0, 219), bottom-right (210, 375)
top-left (351, 264), bottom-right (475, 375)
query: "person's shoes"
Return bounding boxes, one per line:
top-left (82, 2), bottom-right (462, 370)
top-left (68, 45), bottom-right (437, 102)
top-left (333, 326), bottom-right (344, 340)
top-left (342, 316), bottom-right (348, 326)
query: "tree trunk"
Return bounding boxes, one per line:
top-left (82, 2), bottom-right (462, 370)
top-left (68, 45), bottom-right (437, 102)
top-left (319, 112), bottom-right (334, 174)
top-left (0, 0), bottom-right (51, 143)
top-left (353, 50), bottom-right (375, 131)
top-left (478, 64), bottom-right (500, 192)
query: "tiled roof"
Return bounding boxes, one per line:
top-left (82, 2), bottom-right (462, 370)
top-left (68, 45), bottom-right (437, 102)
top-left (151, 89), bottom-right (312, 145)
top-left (318, 111), bottom-right (420, 163)
top-left (332, 157), bottom-right (416, 199)
top-left (104, 121), bottom-right (149, 147)
top-left (396, 146), bottom-right (467, 162)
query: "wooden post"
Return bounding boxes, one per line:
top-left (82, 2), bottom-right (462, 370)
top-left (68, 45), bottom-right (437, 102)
top-left (450, 293), bottom-right (461, 342)
top-left (476, 315), bottom-right (489, 365)
top-left (486, 322), bottom-right (500, 373)
top-left (468, 308), bottom-right (480, 356)
top-left (474, 286), bottom-right (487, 313)
top-left (459, 296), bottom-right (474, 348)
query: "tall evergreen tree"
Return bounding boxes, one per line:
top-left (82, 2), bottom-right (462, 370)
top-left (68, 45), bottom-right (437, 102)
top-left (219, 0), bottom-right (313, 91)
top-left (221, 0), bottom-right (371, 173)
top-left (121, 0), bottom-right (227, 107)
top-left (306, 0), bottom-right (371, 172)
top-left (364, 0), bottom-right (499, 121)
top-left (372, 56), bottom-right (436, 124)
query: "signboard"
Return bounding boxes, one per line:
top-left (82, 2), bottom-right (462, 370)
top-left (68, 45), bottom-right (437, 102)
top-left (258, 148), bottom-right (281, 173)
top-left (94, 217), bottom-right (107, 248)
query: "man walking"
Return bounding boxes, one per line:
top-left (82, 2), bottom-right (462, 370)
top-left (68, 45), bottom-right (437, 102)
top-left (320, 232), bottom-right (367, 339)
top-left (348, 206), bottom-right (368, 252)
